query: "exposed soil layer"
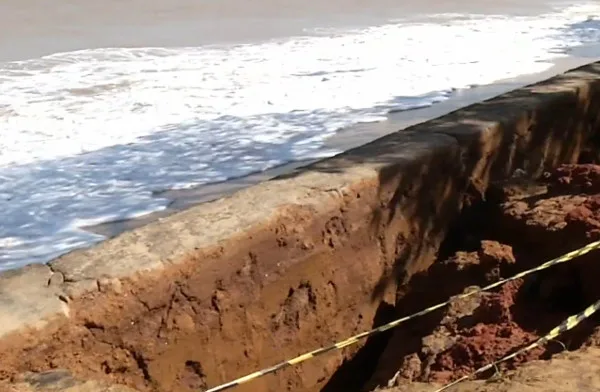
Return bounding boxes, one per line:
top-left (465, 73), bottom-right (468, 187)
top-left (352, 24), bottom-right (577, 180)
top-left (5, 158), bottom-right (600, 392)
top-left (368, 163), bottom-right (600, 391)
top-left (0, 130), bottom-right (468, 392)
top-left (380, 347), bottom-right (600, 392)
top-left (2, 61), bottom-right (600, 392)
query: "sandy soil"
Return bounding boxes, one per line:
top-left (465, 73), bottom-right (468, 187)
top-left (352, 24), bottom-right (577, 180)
top-left (381, 347), bottom-right (600, 392)
top-left (4, 167), bottom-right (600, 392)
top-left (369, 163), bottom-right (600, 392)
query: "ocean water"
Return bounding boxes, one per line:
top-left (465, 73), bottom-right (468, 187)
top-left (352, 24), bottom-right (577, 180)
top-left (1, 3), bottom-right (600, 270)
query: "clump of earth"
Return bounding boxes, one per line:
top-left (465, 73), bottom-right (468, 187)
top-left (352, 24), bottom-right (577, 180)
top-left (368, 164), bottom-right (600, 392)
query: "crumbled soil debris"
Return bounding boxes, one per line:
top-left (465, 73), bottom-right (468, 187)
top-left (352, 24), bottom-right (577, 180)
top-left (379, 347), bottom-right (600, 392)
top-left (370, 163), bottom-right (600, 392)
top-left (546, 164), bottom-right (600, 195)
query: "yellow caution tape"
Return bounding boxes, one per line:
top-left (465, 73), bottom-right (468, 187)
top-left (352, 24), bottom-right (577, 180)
top-left (204, 240), bottom-right (600, 392)
top-left (434, 298), bottom-right (600, 392)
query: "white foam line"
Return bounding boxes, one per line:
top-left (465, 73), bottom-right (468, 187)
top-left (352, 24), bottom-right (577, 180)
top-left (1, 4), bottom-right (600, 270)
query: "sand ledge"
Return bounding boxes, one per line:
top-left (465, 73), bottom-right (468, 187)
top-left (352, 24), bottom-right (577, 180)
top-left (0, 61), bottom-right (600, 392)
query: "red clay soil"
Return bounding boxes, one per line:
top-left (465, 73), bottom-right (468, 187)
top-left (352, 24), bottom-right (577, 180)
top-left (370, 163), bottom-right (600, 390)
top-left (3, 163), bottom-right (600, 392)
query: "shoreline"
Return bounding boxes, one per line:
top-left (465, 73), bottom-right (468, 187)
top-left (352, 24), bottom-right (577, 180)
top-left (86, 52), bottom-right (600, 238)
top-left (1, 0), bottom-right (599, 270)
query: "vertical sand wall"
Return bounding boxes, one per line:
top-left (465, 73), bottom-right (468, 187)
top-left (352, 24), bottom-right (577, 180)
top-left (1, 62), bottom-right (600, 392)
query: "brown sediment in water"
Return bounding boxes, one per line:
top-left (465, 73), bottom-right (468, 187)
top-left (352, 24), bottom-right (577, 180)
top-left (1, 62), bottom-right (600, 392)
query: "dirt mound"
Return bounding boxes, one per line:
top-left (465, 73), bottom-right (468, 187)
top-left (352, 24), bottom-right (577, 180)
top-left (382, 347), bottom-right (600, 392)
top-left (369, 164), bottom-right (600, 391)
top-left (497, 164), bottom-right (600, 250)
top-left (547, 164), bottom-right (600, 195)
top-left (373, 244), bottom-right (546, 388)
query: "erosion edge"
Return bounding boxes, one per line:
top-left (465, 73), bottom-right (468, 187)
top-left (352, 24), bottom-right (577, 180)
top-left (1, 61), bottom-right (600, 392)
